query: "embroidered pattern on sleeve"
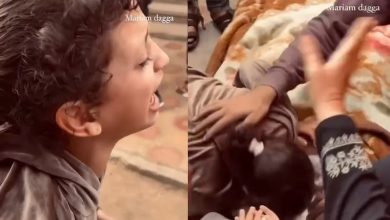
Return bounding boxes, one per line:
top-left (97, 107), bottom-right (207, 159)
top-left (321, 133), bottom-right (363, 158)
top-left (321, 134), bottom-right (372, 179)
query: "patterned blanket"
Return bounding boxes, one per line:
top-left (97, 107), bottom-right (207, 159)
top-left (205, 0), bottom-right (331, 75)
top-left (209, 0), bottom-right (390, 132)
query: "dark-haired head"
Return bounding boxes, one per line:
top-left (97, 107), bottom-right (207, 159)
top-left (243, 140), bottom-right (315, 220)
top-left (0, 0), bottom-right (169, 149)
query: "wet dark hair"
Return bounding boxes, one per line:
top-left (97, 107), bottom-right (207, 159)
top-left (243, 140), bottom-right (315, 220)
top-left (0, 0), bottom-right (140, 145)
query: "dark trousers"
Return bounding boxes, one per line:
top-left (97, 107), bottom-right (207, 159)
top-left (188, 0), bottom-right (230, 12)
top-left (206, 0), bottom-right (230, 11)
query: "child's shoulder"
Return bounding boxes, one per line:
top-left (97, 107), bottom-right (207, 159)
top-left (0, 159), bottom-right (58, 192)
top-left (0, 159), bottom-right (95, 219)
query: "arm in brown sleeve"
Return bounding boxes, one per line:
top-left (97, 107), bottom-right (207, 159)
top-left (188, 67), bottom-right (248, 120)
top-left (258, 0), bottom-right (390, 99)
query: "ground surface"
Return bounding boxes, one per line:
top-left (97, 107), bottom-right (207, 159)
top-left (100, 161), bottom-right (187, 220)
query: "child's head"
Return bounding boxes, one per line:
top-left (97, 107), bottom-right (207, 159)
top-left (243, 139), bottom-right (315, 220)
top-left (0, 0), bottom-right (169, 147)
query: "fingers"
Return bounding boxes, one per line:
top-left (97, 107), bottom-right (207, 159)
top-left (254, 209), bottom-right (264, 220)
top-left (193, 110), bottom-right (224, 133)
top-left (295, 136), bottom-right (308, 148)
top-left (367, 31), bottom-right (390, 55)
top-left (260, 206), bottom-right (279, 220)
top-left (299, 35), bottom-right (325, 81)
top-left (246, 207), bottom-right (256, 220)
top-left (371, 25), bottom-right (387, 33)
top-left (329, 17), bottom-right (377, 64)
top-left (237, 209), bottom-right (245, 220)
top-left (297, 121), bottom-right (316, 140)
top-left (234, 207), bottom-right (278, 220)
top-left (308, 199), bottom-right (325, 219)
top-left (307, 191), bottom-right (325, 219)
top-left (235, 106), bottom-right (268, 131)
top-left (193, 102), bottom-right (221, 121)
top-left (375, 32), bottom-right (390, 47)
top-left (204, 114), bottom-right (240, 140)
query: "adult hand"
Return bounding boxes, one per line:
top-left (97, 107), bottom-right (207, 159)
top-left (235, 207), bottom-right (256, 220)
top-left (256, 206), bottom-right (280, 220)
top-left (194, 85), bottom-right (276, 140)
top-left (299, 17), bottom-right (377, 121)
top-left (235, 206), bottom-right (280, 220)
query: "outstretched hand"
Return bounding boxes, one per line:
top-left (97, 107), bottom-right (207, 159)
top-left (299, 17), bottom-right (377, 121)
top-left (193, 85), bottom-right (276, 140)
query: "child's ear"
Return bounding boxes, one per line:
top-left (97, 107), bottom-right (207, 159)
top-left (55, 101), bottom-right (102, 137)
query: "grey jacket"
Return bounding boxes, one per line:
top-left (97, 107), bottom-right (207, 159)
top-left (0, 133), bottom-right (100, 220)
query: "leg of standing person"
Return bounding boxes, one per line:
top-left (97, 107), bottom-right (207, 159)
top-left (188, 0), bottom-right (205, 51)
top-left (206, 0), bottom-right (233, 32)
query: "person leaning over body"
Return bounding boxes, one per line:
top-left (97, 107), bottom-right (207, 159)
top-left (188, 60), bottom-right (314, 220)
top-left (300, 17), bottom-right (390, 220)
top-left (193, 0), bottom-right (390, 140)
top-left (0, 1), bottom-right (169, 219)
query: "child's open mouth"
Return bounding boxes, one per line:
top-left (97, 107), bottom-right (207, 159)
top-left (150, 90), bottom-right (164, 111)
top-left (155, 90), bottom-right (164, 107)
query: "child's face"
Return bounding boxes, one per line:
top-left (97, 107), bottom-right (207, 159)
top-left (97, 8), bottom-right (169, 138)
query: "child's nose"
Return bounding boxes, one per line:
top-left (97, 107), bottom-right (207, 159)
top-left (153, 42), bottom-right (170, 73)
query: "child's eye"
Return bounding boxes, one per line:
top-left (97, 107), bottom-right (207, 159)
top-left (139, 57), bottom-right (152, 68)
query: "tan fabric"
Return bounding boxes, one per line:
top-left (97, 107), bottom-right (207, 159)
top-left (0, 133), bottom-right (100, 220)
top-left (210, 0), bottom-right (390, 133)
